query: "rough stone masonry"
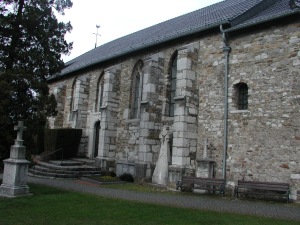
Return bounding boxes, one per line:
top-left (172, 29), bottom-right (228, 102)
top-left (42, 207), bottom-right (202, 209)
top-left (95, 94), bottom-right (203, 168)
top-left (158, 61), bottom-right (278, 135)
top-left (47, 1), bottom-right (300, 201)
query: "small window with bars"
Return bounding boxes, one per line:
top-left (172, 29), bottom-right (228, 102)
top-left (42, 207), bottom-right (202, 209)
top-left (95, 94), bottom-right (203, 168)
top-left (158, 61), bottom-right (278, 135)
top-left (234, 82), bottom-right (248, 110)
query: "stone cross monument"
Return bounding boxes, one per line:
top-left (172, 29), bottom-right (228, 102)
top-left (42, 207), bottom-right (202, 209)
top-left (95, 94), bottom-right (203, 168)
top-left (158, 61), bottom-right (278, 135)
top-left (0, 121), bottom-right (31, 197)
top-left (196, 138), bottom-right (215, 179)
top-left (152, 125), bottom-right (172, 186)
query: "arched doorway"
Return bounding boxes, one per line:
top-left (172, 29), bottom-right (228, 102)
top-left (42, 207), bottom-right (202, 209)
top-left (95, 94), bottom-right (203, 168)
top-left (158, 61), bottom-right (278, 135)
top-left (94, 121), bottom-right (100, 158)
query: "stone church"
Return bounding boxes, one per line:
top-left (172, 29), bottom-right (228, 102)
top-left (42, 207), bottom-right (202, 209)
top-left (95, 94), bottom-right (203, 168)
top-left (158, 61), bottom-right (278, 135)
top-left (48, 0), bottom-right (300, 200)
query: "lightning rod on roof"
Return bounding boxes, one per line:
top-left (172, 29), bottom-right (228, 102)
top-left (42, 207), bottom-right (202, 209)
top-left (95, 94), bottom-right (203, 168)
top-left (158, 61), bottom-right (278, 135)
top-left (93, 25), bottom-right (101, 49)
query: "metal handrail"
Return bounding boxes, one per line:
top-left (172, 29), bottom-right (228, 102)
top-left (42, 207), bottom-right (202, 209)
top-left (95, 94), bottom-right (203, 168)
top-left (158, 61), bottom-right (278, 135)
top-left (40, 148), bottom-right (64, 160)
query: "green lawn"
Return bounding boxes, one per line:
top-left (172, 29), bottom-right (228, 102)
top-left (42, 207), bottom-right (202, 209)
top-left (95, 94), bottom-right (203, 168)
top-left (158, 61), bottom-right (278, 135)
top-left (0, 183), bottom-right (299, 225)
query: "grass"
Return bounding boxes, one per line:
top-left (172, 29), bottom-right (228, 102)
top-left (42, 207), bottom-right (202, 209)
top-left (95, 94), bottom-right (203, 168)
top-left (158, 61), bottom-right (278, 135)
top-left (0, 183), bottom-right (299, 225)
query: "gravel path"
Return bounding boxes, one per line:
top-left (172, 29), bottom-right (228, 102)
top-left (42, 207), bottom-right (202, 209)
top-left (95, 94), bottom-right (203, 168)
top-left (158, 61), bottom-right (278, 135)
top-left (23, 176), bottom-right (300, 222)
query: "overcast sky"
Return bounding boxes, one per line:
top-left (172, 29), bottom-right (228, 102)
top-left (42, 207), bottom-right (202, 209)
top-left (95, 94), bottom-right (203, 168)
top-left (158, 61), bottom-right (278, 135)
top-left (57, 0), bottom-right (223, 62)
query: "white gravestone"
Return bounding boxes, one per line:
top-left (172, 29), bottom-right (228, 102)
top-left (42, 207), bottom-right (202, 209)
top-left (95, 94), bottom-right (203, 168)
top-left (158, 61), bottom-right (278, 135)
top-left (0, 121), bottom-right (31, 197)
top-left (152, 125), bottom-right (172, 186)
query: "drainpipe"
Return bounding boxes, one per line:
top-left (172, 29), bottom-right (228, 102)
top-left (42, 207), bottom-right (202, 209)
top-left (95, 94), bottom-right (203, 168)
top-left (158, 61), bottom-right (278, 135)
top-left (220, 25), bottom-right (231, 180)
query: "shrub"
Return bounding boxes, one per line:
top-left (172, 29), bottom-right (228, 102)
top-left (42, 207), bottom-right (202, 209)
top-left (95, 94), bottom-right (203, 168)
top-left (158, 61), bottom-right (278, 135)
top-left (119, 173), bottom-right (134, 183)
top-left (101, 171), bottom-right (116, 177)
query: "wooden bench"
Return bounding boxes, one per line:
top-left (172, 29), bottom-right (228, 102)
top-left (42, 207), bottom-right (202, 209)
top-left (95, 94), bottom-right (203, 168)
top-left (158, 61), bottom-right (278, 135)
top-left (234, 180), bottom-right (290, 202)
top-left (176, 176), bottom-right (225, 195)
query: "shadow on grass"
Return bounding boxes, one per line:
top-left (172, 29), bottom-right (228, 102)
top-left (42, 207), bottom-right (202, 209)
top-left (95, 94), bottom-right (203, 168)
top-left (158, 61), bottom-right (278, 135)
top-left (29, 183), bottom-right (69, 195)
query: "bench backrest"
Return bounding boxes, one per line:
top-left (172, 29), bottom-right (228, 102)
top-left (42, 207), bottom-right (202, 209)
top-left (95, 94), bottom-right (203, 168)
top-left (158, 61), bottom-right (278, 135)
top-left (182, 176), bottom-right (225, 185)
top-left (237, 180), bottom-right (289, 191)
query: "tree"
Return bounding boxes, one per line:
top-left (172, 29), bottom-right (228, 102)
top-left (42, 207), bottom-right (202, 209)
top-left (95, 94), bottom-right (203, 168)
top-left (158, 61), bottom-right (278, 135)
top-left (0, 0), bottom-right (73, 160)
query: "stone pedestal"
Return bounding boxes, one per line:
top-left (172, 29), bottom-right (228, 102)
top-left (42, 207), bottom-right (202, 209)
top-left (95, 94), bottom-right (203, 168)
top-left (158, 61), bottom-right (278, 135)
top-left (168, 165), bottom-right (195, 189)
top-left (95, 157), bottom-right (115, 172)
top-left (194, 159), bottom-right (215, 194)
top-left (1, 158), bottom-right (30, 196)
top-left (135, 162), bottom-right (148, 179)
top-left (290, 174), bottom-right (300, 203)
top-left (0, 121), bottom-right (31, 197)
top-left (116, 160), bottom-right (135, 176)
top-left (196, 159), bottom-right (215, 178)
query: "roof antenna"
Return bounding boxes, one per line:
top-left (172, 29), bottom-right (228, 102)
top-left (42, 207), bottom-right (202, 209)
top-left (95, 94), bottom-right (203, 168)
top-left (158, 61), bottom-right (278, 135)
top-left (93, 25), bottom-right (101, 48)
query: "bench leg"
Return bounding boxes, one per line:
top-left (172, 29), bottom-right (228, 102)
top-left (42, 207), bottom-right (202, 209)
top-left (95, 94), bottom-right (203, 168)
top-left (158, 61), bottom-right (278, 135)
top-left (234, 186), bottom-right (239, 197)
top-left (220, 185), bottom-right (225, 196)
top-left (176, 181), bottom-right (182, 191)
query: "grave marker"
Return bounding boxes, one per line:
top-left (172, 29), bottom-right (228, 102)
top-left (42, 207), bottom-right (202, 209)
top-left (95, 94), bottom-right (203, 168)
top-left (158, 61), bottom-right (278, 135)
top-left (0, 121), bottom-right (31, 197)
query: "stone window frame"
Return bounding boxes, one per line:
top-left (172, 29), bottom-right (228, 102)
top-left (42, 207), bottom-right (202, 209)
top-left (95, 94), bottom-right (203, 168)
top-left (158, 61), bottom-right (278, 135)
top-left (95, 72), bottom-right (105, 112)
top-left (232, 82), bottom-right (249, 111)
top-left (130, 60), bottom-right (144, 119)
top-left (166, 51), bottom-right (178, 117)
top-left (69, 77), bottom-right (80, 126)
top-left (70, 77), bottom-right (80, 112)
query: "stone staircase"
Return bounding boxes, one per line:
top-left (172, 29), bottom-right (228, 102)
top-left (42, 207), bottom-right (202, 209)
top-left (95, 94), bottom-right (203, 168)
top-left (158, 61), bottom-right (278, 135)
top-left (29, 158), bottom-right (101, 179)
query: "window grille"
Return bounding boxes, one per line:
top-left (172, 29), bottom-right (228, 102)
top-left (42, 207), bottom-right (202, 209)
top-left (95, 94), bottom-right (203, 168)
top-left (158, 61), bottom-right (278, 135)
top-left (236, 82), bottom-right (248, 110)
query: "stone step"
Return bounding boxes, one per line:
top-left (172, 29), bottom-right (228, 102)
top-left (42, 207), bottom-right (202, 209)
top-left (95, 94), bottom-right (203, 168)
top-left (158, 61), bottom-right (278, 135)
top-left (28, 169), bottom-right (78, 179)
top-left (32, 165), bottom-right (78, 175)
top-left (29, 159), bottom-right (101, 179)
top-left (29, 168), bottom-right (101, 179)
top-left (71, 158), bottom-right (96, 166)
top-left (49, 160), bottom-right (85, 166)
top-left (32, 165), bottom-right (101, 175)
top-left (37, 161), bottom-right (101, 172)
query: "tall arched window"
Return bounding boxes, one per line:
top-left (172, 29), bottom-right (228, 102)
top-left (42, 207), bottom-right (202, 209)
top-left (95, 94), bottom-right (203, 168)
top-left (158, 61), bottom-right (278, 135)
top-left (70, 78), bottom-right (80, 127)
top-left (168, 53), bottom-right (177, 117)
top-left (71, 78), bottom-right (80, 111)
top-left (95, 73), bottom-right (104, 112)
top-left (234, 82), bottom-right (248, 110)
top-left (131, 61), bottom-right (143, 119)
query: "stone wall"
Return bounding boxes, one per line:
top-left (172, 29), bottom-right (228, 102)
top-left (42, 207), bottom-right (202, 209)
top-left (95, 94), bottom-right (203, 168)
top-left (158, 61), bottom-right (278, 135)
top-left (48, 20), bottom-right (299, 196)
top-left (197, 32), bottom-right (225, 174)
top-left (227, 22), bottom-right (300, 184)
top-left (197, 22), bottom-right (300, 187)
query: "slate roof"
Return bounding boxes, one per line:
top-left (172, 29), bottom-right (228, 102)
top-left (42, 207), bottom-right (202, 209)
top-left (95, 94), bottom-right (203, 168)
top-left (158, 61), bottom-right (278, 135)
top-left (51, 0), bottom-right (299, 80)
top-left (227, 0), bottom-right (300, 31)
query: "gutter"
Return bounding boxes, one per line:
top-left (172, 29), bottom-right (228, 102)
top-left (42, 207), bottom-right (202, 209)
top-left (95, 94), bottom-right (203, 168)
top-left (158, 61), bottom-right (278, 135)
top-left (220, 25), bottom-right (231, 180)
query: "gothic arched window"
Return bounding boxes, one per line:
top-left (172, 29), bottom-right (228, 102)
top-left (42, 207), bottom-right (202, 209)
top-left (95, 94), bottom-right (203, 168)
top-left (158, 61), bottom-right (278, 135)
top-left (95, 73), bottom-right (104, 112)
top-left (70, 78), bottom-right (80, 127)
top-left (71, 78), bottom-right (80, 111)
top-left (168, 53), bottom-right (177, 117)
top-left (131, 61), bottom-right (143, 119)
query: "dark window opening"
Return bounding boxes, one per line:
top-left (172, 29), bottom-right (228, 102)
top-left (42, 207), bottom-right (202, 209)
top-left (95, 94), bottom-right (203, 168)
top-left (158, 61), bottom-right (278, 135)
top-left (169, 54), bottom-right (177, 117)
top-left (234, 82), bottom-right (248, 110)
